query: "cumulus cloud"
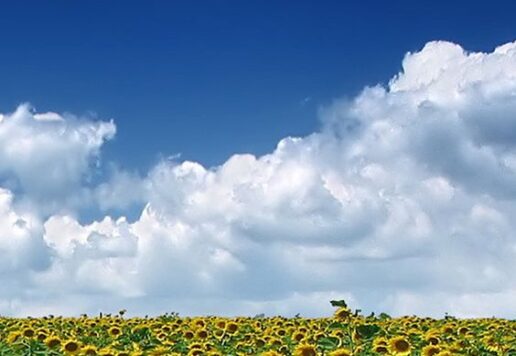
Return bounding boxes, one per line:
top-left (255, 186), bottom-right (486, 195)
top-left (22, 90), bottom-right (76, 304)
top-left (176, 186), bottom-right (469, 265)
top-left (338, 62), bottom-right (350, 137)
top-left (2, 40), bottom-right (516, 318)
top-left (0, 104), bottom-right (115, 214)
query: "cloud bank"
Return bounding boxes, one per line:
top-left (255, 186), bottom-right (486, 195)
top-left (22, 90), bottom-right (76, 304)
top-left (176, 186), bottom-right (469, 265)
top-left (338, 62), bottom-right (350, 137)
top-left (1, 40), bottom-right (516, 318)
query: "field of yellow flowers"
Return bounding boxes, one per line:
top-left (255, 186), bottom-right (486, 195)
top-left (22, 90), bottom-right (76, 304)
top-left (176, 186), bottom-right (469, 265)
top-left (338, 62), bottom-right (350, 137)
top-left (0, 300), bottom-right (514, 355)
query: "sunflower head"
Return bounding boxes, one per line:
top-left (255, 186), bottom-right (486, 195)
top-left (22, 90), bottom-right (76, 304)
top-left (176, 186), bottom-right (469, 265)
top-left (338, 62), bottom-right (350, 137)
top-left (183, 330), bottom-right (195, 339)
top-left (7, 331), bottom-right (22, 344)
top-left (333, 307), bottom-right (352, 320)
top-left (226, 321), bottom-right (239, 334)
top-left (22, 328), bottom-right (35, 338)
top-left (388, 336), bottom-right (411, 355)
top-left (292, 331), bottom-right (306, 342)
top-left (109, 326), bottom-right (122, 337)
top-left (45, 335), bottom-right (62, 349)
top-left (82, 345), bottom-right (99, 356)
top-left (62, 339), bottom-right (81, 354)
top-left (422, 345), bottom-right (440, 356)
top-left (293, 343), bottom-right (318, 356)
top-left (260, 351), bottom-right (282, 356)
top-left (328, 347), bottom-right (352, 356)
top-left (215, 319), bottom-right (226, 329)
top-left (374, 345), bottom-right (389, 353)
top-left (425, 334), bottom-right (440, 345)
top-left (196, 328), bottom-right (209, 339)
top-left (149, 345), bottom-right (171, 356)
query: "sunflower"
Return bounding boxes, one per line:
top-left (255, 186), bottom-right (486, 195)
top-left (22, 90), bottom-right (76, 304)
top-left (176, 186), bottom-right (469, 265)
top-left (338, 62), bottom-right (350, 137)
top-left (458, 326), bottom-right (469, 335)
top-left (213, 328), bottom-right (224, 338)
top-left (62, 339), bottom-right (81, 354)
top-left (6, 331), bottom-right (22, 344)
top-left (330, 329), bottom-right (345, 338)
top-left (328, 347), bottom-right (352, 356)
top-left (277, 327), bottom-right (288, 337)
top-left (189, 342), bottom-right (203, 350)
top-left (314, 331), bottom-right (326, 341)
top-left (421, 344), bottom-right (440, 356)
top-left (260, 351), bottom-right (282, 356)
top-left (109, 326), bottom-right (122, 337)
top-left (424, 333), bottom-right (440, 345)
top-left (483, 335), bottom-right (504, 353)
top-left (333, 307), bottom-right (352, 320)
top-left (45, 335), bottom-right (62, 348)
top-left (82, 345), bottom-right (99, 355)
top-left (193, 319), bottom-right (206, 328)
top-left (293, 343), bottom-right (318, 356)
top-left (161, 325), bottom-right (172, 333)
top-left (440, 325), bottom-right (455, 334)
top-left (183, 330), bottom-right (195, 339)
top-left (278, 345), bottom-right (290, 354)
top-left (292, 330), bottom-right (306, 342)
top-left (267, 336), bottom-right (282, 347)
top-left (98, 348), bottom-right (117, 356)
top-left (373, 336), bottom-right (388, 347)
top-left (373, 345), bottom-right (389, 354)
top-left (149, 346), bottom-right (170, 356)
top-left (22, 327), bottom-right (35, 338)
top-left (226, 321), bottom-right (239, 334)
top-left (196, 328), bottom-right (209, 339)
top-left (156, 331), bottom-right (167, 342)
top-left (36, 332), bottom-right (48, 341)
top-left (388, 336), bottom-right (411, 355)
top-left (215, 319), bottom-right (226, 329)
top-left (436, 351), bottom-right (452, 356)
top-left (206, 351), bottom-right (223, 356)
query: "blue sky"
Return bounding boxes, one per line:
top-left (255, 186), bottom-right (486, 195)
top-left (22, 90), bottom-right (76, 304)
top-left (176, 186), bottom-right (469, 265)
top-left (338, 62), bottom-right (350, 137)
top-left (1, 0), bottom-right (514, 170)
top-left (1, 1), bottom-right (516, 318)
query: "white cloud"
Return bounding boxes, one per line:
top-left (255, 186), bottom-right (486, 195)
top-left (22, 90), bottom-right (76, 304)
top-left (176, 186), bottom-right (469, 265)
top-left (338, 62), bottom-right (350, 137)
top-left (1, 40), bottom-right (516, 318)
top-left (0, 104), bottom-right (115, 214)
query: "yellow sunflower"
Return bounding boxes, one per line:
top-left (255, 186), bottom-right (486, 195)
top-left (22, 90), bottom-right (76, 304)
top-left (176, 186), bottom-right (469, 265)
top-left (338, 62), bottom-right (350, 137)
top-left (36, 332), bottom-right (48, 342)
top-left (226, 321), bottom-right (239, 334)
top-left (421, 344), bottom-right (440, 356)
top-left (333, 307), bottom-right (352, 320)
top-left (260, 351), bottom-right (282, 356)
top-left (328, 347), bottom-right (352, 356)
top-left (62, 339), bottom-right (81, 354)
top-left (183, 330), bottom-right (195, 339)
top-left (373, 345), bottom-right (389, 353)
top-left (424, 333), bottom-right (440, 345)
top-left (293, 343), bottom-right (318, 356)
top-left (108, 326), bottom-right (122, 337)
top-left (6, 331), bottom-right (22, 344)
top-left (196, 328), bottom-right (209, 339)
top-left (292, 330), bottom-right (306, 342)
top-left (149, 345), bottom-right (170, 356)
top-left (82, 345), bottom-right (98, 355)
top-left (22, 327), bottom-right (36, 338)
top-left (388, 335), bottom-right (411, 355)
top-left (44, 335), bottom-right (62, 349)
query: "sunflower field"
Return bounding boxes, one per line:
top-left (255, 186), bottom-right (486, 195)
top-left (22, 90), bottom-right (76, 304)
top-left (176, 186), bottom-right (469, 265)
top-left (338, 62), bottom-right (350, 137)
top-left (0, 300), bottom-right (514, 355)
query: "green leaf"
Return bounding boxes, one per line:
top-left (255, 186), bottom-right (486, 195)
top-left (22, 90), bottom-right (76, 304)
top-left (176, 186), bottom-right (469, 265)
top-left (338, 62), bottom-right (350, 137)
top-left (378, 312), bottom-right (391, 320)
top-left (355, 324), bottom-right (381, 339)
top-left (327, 322), bottom-right (347, 330)
top-left (330, 300), bottom-right (348, 308)
top-left (317, 336), bottom-right (339, 350)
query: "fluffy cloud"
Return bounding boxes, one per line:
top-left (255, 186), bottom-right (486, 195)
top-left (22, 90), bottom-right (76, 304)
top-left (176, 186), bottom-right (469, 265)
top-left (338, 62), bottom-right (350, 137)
top-left (0, 104), bottom-right (115, 214)
top-left (1, 40), bottom-right (516, 318)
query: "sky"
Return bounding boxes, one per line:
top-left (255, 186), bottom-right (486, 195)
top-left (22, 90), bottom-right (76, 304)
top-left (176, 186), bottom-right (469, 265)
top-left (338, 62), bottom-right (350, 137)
top-left (1, 1), bottom-right (516, 318)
